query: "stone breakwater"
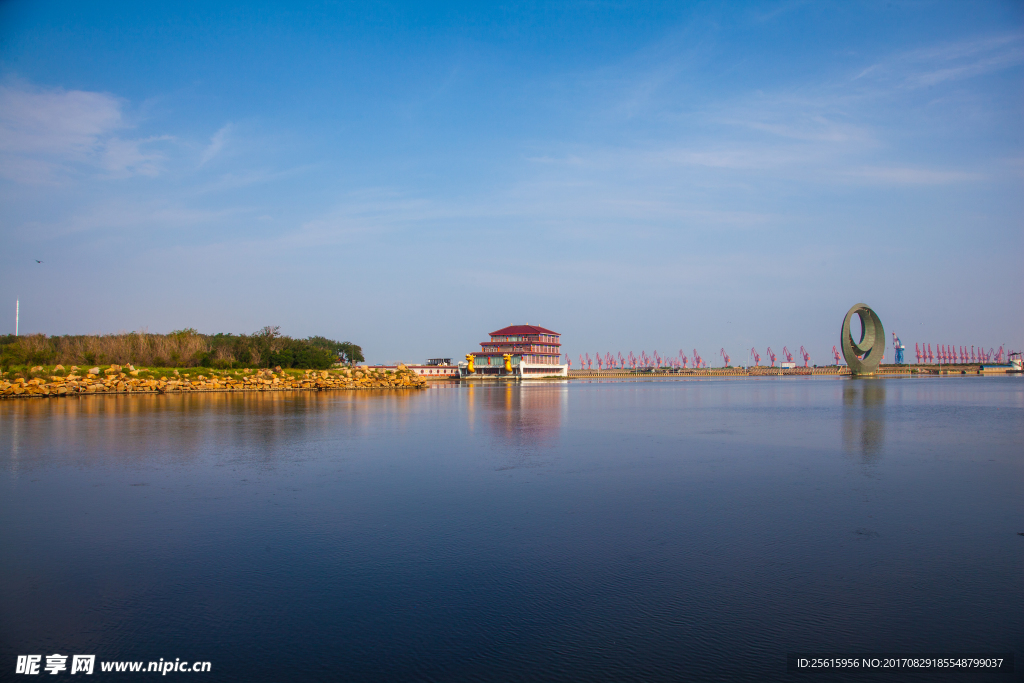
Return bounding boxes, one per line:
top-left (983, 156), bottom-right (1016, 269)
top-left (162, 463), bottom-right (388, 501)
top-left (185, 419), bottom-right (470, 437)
top-left (1, 364), bottom-right (427, 398)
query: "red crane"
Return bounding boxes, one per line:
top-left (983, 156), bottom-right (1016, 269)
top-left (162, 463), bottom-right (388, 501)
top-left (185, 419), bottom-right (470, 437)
top-left (799, 346), bottom-right (810, 367)
top-left (693, 349), bottom-right (703, 368)
top-left (832, 346), bottom-right (842, 365)
top-left (996, 346), bottom-right (1005, 363)
top-left (585, 353), bottom-right (592, 370)
top-left (767, 347), bottom-right (777, 367)
top-left (720, 348), bottom-right (731, 366)
top-left (914, 343), bottom-right (921, 364)
top-left (751, 348), bottom-right (761, 366)
top-left (782, 346), bottom-right (794, 363)
top-left (596, 353), bottom-right (603, 370)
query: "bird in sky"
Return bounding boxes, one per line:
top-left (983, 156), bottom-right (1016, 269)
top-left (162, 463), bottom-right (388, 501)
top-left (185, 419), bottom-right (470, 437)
top-left (35, 260), bottom-right (42, 263)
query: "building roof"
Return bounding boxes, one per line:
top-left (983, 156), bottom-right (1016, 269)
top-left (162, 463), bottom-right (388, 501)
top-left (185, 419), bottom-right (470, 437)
top-left (490, 324), bottom-right (559, 336)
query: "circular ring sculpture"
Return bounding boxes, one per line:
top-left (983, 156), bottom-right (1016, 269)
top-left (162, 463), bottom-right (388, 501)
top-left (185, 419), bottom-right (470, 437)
top-left (841, 303), bottom-right (885, 375)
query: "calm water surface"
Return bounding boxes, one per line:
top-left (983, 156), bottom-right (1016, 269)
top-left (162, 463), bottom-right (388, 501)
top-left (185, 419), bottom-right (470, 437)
top-left (2, 377), bottom-right (1022, 682)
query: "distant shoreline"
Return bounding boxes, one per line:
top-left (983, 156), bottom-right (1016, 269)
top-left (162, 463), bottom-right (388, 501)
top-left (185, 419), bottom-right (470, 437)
top-left (4, 363), bottom-right (1013, 399)
top-left (565, 364), bottom-right (998, 378)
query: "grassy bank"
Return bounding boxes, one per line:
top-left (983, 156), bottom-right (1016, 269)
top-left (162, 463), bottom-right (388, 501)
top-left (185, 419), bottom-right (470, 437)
top-left (3, 364), bottom-right (305, 383)
top-left (0, 327), bottom-right (363, 370)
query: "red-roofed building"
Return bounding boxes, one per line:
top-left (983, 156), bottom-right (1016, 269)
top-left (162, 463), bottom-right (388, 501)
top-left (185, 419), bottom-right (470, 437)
top-left (460, 324), bottom-right (568, 379)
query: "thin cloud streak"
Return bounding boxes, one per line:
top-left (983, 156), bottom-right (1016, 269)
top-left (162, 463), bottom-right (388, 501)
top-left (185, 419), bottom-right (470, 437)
top-left (854, 33), bottom-right (1024, 90)
top-left (841, 166), bottom-right (983, 185)
top-left (199, 123), bottom-right (232, 166)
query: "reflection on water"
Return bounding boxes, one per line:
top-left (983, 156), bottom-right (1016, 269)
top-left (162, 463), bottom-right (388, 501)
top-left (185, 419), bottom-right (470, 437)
top-left (470, 381), bottom-right (567, 447)
top-left (0, 390), bottom-right (424, 473)
top-left (842, 378), bottom-right (887, 461)
top-left (2, 378), bottom-right (1022, 683)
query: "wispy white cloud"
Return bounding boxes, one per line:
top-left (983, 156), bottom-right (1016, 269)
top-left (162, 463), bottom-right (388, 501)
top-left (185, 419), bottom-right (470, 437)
top-left (655, 146), bottom-right (804, 170)
top-left (517, 29), bottom-right (1016, 198)
top-left (738, 117), bottom-right (872, 144)
top-left (841, 166), bottom-right (983, 185)
top-left (13, 199), bottom-right (247, 240)
top-left (745, 0), bottom-right (812, 24)
top-left (855, 33), bottom-right (1024, 90)
top-left (199, 123), bottom-right (232, 166)
top-left (0, 84), bottom-right (166, 183)
top-left (196, 164), bottom-right (315, 194)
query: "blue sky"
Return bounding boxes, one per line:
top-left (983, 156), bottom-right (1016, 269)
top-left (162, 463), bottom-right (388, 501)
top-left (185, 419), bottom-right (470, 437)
top-left (1, 1), bottom-right (1021, 365)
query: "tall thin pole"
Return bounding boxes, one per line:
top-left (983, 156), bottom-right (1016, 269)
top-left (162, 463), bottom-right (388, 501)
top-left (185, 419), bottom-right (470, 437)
top-left (15, 300), bottom-right (18, 336)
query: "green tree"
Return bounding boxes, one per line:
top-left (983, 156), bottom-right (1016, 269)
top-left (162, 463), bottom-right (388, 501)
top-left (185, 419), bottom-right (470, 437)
top-left (307, 336), bottom-right (364, 364)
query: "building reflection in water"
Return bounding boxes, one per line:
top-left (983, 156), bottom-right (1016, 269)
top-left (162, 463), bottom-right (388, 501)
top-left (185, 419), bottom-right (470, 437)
top-left (467, 382), bottom-right (567, 456)
top-left (842, 378), bottom-right (887, 462)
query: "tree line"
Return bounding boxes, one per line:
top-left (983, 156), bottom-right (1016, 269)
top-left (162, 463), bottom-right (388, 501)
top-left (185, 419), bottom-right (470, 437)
top-left (0, 326), bottom-right (364, 370)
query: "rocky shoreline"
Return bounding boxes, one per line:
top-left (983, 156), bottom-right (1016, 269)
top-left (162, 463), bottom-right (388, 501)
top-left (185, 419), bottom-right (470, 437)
top-left (1, 364), bottom-right (427, 398)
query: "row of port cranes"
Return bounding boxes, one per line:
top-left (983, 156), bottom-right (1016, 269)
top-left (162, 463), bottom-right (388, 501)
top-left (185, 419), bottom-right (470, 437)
top-left (750, 346), bottom-right (811, 367)
top-left (571, 351), bottom-right (699, 370)
top-left (567, 347), bottom-right (813, 370)
top-left (570, 351), bottom-right (708, 370)
top-left (913, 343), bottom-right (1006, 364)
top-left (566, 337), bottom-right (1015, 370)
top-left (891, 332), bottom-right (1009, 365)
top-left (832, 333), bottom-right (1011, 366)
